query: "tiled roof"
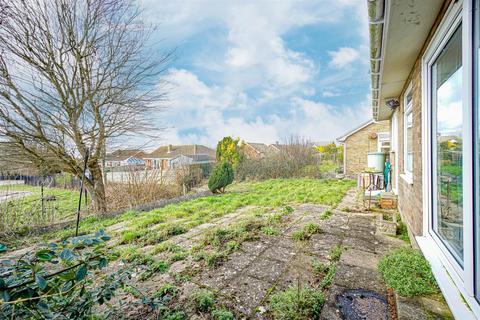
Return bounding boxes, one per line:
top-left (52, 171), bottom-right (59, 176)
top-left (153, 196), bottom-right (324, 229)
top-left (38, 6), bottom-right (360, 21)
top-left (146, 144), bottom-right (216, 159)
top-left (246, 142), bottom-right (270, 154)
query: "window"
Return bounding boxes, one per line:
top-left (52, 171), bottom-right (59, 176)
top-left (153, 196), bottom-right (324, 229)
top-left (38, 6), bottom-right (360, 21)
top-left (377, 132), bottom-right (390, 153)
top-left (404, 88), bottom-right (413, 177)
top-left (431, 25), bottom-right (463, 264)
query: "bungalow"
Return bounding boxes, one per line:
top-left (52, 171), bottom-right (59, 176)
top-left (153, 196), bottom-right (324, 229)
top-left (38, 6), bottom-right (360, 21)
top-left (337, 120), bottom-right (390, 176)
top-left (104, 149), bottom-right (146, 168)
top-left (144, 144), bottom-right (215, 170)
top-left (242, 142), bottom-right (278, 159)
top-left (367, 0), bottom-right (480, 317)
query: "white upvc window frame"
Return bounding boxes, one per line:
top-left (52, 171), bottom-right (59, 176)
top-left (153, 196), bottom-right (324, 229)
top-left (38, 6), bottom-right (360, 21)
top-left (420, 0), bottom-right (479, 318)
top-left (376, 132), bottom-right (390, 153)
top-left (391, 111), bottom-right (399, 193)
top-left (403, 83), bottom-right (414, 182)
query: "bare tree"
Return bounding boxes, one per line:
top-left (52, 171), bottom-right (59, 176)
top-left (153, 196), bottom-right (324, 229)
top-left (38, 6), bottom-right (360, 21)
top-left (0, 0), bottom-right (172, 212)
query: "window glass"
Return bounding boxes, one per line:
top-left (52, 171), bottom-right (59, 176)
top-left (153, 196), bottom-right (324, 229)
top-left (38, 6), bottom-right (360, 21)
top-left (432, 25), bottom-right (463, 264)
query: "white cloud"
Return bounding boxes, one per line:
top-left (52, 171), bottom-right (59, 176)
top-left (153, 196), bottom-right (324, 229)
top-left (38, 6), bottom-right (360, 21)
top-left (129, 1), bottom-right (372, 147)
top-left (328, 47), bottom-right (360, 69)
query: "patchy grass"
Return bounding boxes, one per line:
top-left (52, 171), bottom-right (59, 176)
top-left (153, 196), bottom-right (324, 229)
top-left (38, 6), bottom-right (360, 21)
top-left (48, 178), bottom-right (353, 241)
top-left (319, 209), bottom-right (332, 220)
top-left (269, 285), bottom-right (325, 319)
top-left (292, 223), bottom-right (321, 241)
top-left (311, 259), bottom-right (329, 275)
top-left (379, 248), bottom-right (439, 297)
top-left (190, 289), bottom-right (215, 313)
top-left (211, 308), bottom-right (235, 320)
top-left (396, 221), bottom-right (410, 243)
top-left (328, 245), bottom-right (344, 262)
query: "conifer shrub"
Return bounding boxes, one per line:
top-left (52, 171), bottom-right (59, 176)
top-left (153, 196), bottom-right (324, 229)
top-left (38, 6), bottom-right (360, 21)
top-left (208, 161), bottom-right (234, 193)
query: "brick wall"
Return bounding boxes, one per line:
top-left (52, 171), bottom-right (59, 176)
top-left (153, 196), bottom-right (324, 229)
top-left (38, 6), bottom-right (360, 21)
top-left (396, 59), bottom-right (424, 241)
top-left (344, 121), bottom-right (390, 175)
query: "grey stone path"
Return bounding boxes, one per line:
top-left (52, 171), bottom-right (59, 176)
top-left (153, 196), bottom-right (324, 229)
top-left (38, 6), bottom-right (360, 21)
top-left (118, 189), bottom-right (452, 319)
top-left (134, 201), bottom-right (408, 319)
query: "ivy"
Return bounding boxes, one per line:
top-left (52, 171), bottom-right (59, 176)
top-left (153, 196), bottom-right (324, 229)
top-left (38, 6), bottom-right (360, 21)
top-left (0, 230), bottom-right (130, 319)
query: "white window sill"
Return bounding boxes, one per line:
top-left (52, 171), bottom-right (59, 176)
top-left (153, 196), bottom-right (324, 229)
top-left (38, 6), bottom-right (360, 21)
top-left (400, 173), bottom-right (413, 185)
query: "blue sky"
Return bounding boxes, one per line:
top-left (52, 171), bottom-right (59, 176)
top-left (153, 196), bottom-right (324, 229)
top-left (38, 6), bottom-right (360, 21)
top-left (137, 0), bottom-right (371, 148)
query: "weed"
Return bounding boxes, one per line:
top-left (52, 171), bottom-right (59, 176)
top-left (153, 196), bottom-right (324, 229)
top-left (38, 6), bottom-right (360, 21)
top-left (169, 250), bottom-right (189, 262)
top-left (396, 221), bottom-right (410, 243)
top-left (282, 205), bottom-right (294, 214)
top-left (261, 226), bottom-right (280, 236)
top-left (157, 306), bottom-right (187, 320)
top-left (225, 240), bottom-right (240, 253)
top-left (211, 308), bottom-right (235, 320)
top-left (139, 260), bottom-right (169, 281)
top-left (195, 250), bottom-right (227, 268)
top-left (153, 242), bottom-right (184, 255)
top-left (319, 209), bottom-right (332, 220)
top-left (175, 274), bottom-right (191, 283)
top-left (328, 245), bottom-right (344, 262)
top-left (121, 231), bottom-right (142, 244)
top-left (191, 289), bottom-right (215, 313)
top-left (269, 285), bottom-right (324, 319)
top-left (311, 259), bottom-right (329, 275)
top-left (378, 248), bottom-right (438, 297)
top-left (319, 263), bottom-right (337, 289)
top-left (292, 223), bottom-right (321, 241)
top-left (153, 283), bottom-right (177, 300)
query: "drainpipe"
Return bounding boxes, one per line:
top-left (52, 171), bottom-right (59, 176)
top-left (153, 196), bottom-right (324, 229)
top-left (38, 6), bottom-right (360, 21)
top-left (368, 0), bottom-right (386, 121)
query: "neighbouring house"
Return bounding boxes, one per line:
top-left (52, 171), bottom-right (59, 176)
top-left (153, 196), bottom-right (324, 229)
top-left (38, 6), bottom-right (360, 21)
top-left (144, 144), bottom-right (216, 170)
top-left (104, 149), bottom-right (146, 168)
top-left (242, 142), bottom-right (277, 159)
top-left (336, 120), bottom-right (390, 176)
top-left (366, 0), bottom-right (480, 317)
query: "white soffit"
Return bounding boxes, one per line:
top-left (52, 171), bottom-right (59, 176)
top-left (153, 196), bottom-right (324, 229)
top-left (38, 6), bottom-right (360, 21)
top-left (378, 0), bottom-right (444, 120)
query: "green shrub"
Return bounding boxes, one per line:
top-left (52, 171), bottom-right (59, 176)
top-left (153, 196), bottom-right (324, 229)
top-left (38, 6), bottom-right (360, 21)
top-left (211, 308), bottom-right (235, 320)
top-left (208, 161), bottom-right (234, 193)
top-left (191, 289), bottom-right (215, 312)
top-left (378, 248), bottom-right (438, 297)
top-left (269, 285), bottom-right (324, 319)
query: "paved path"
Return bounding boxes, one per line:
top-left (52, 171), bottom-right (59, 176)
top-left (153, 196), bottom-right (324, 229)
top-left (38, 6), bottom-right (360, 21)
top-left (118, 201), bottom-right (409, 319)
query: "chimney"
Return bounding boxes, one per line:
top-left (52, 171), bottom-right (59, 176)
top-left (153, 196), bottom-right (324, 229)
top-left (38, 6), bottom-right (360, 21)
top-left (193, 144), bottom-right (197, 154)
top-left (167, 144), bottom-right (172, 153)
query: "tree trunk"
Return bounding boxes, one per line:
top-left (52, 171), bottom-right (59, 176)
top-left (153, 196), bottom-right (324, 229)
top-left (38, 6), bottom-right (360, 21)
top-left (86, 162), bottom-right (108, 213)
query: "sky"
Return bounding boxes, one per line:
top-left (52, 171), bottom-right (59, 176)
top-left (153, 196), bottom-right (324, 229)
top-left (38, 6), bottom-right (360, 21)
top-left (136, 0), bottom-right (372, 149)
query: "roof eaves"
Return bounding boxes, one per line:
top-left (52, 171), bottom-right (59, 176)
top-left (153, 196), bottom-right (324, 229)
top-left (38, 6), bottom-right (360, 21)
top-left (336, 120), bottom-right (375, 142)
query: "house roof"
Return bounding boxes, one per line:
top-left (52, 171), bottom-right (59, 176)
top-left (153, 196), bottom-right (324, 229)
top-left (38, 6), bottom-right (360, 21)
top-left (367, 0), bottom-right (444, 120)
top-left (311, 141), bottom-right (335, 147)
top-left (172, 154), bottom-right (216, 162)
top-left (336, 120), bottom-right (375, 143)
top-left (109, 149), bottom-right (146, 160)
top-left (245, 142), bottom-right (270, 155)
top-left (145, 144), bottom-right (216, 160)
